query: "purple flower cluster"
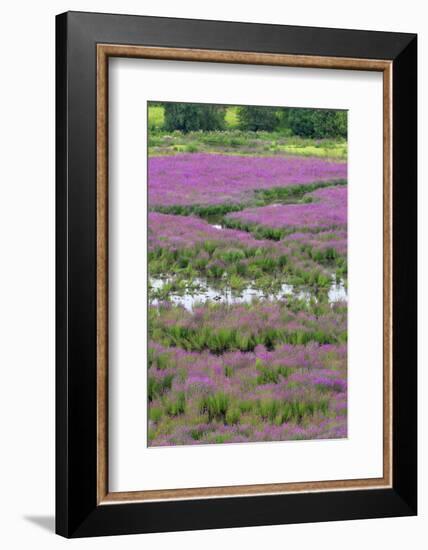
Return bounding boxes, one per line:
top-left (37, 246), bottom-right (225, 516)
top-left (227, 185), bottom-right (347, 231)
top-left (147, 152), bottom-right (348, 447)
top-left (148, 212), bottom-right (285, 252)
top-left (286, 229), bottom-right (347, 255)
top-left (148, 336), bottom-right (347, 446)
top-left (149, 154), bottom-right (347, 206)
top-left (148, 210), bottom-right (346, 261)
top-left (151, 301), bottom-right (347, 339)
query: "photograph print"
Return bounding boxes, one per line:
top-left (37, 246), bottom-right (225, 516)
top-left (147, 101), bottom-right (348, 447)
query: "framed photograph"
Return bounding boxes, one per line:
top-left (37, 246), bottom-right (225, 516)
top-left (56, 11), bottom-right (417, 538)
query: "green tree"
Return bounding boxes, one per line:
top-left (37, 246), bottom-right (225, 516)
top-left (163, 103), bottom-right (225, 132)
top-left (286, 108), bottom-right (347, 138)
top-left (238, 106), bottom-right (279, 131)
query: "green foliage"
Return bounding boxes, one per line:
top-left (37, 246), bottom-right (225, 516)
top-left (258, 398), bottom-right (330, 425)
top-left (238, 400), bottom-right (254, 414)
top-left (286, 108), bottom-right (347, 139)
top-left (151, 102), bottom-right (347, 139)
top-left (154, 352), bottom-right (170, 370)
top-left (184, 143), bottom-right (199, 153)
top-left (229, 274), bottom-right (245, 290)
top-left (224, 106), bottom-right (240, 128)
top-left (310, 247), bottom-right (340, 265)
top-left (258, 399), bottom-right (281, 422)
top-left (238, 106), bottom-right (279, 131)
top-left (217, 248), bottom-right (246, 263)
top-left (148, 104), bottom-right (165, 130)
top-left (207, 262), bottom-right (224, 279)
top-left (200, 392), bottom-right (230, 422)
top-left (148, 127), bottom-right (347, 159)
top-left (152, 203), bottom-right (243, 219)
top-left (225, 407), bottom-right (241, 425)
top-left (222, 180), bottom-right (347, 242)
top-left (224, 365), bottom-right (234, 378)
top-left (190, 427), bottom-right (205, 440)
top-left (260, 179), bottom-right (346, 207)
top-left (256, 359), bottom-right (280, 384)
top-left (148, 373), bottom-right (174, 401)
top-left (164, 102), bottom-right (226, 133)
top-left (149, 407), bottom-right (163, 422)
top-left (214, 435), bottom-right (230, 443)
top-left (165, 392), bottom-right (186, 416)
top-left (277, 366), bottom-right (292, 378)
top-left (149, 321), bottom-right (344, 353)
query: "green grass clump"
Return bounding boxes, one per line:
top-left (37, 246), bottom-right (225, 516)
top-left (213, 435), bottom-right (230, 444)
top-left (224, 365), bottom-right (234, 378)
top-left (150, 352), bottom-right (170, 370)
top-left (254, 179), bottom-right (346, 204)
top-left (152, 203), bottom-right (244, 218)
top-left (256, 398), bottom-right (330, 425)
top-left (255, 360), bottom-right (292, 386)
top-left (165, 392), bottom-right (186, 416)
top-left (148, 374), bottom-right (174, 401)
top-left (184, 143), bottom-right (199, 153)
top-left (238, 400), bottom-right (255, 414)
top-left (229, 274), bottom-right (245, 290)
top-left (199, 392), bottom-right (230, 422)
top-left (225, 407), bottom-right (241, 425)
top-left (190, 427), bottom-right (206, 441)
top-left (149, 407), bottom-right (163, 422)
top-left (256, 359), bottom-right (280, 384)
top-left (258, 399), bottom-right (281, 422)
top-left (149, 322), bottom-right (344, 353)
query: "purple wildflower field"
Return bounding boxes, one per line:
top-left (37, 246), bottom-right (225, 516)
top-left (227, 186), bottom-right (347, 231)
top-left (147, 105), bottom-right (348, 447)
top-left (149, 154), bottom-right (347, 206)
top-left (148, 338), bottom-right (347, 446)
top-left (148, 212), bottom-right (283, 251)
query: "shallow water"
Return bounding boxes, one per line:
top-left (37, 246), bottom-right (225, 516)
top-left (150, 276), bottom-right (347, 312)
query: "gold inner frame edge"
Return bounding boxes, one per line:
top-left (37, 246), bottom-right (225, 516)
top-left (96, 44), bottom-right (393, 505)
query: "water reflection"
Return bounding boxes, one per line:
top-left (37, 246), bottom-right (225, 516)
top-left (150, 277), bottom-right (347, 312)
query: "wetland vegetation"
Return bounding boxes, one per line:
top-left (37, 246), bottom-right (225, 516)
top-left (147, 102), bottom-right (348, 446)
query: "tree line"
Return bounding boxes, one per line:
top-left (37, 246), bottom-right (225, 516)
top-left (159, 102), bottom-right (347, 139)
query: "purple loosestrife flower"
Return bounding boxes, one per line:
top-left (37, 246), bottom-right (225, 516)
top-left (149, 154), bottom-right (347, 207)
top-left (148, 212), bottom-right (288, 252)
top-left (184, 375), bottom-right (217, 393)
top-left (227, 186), bottom-right (347, 232)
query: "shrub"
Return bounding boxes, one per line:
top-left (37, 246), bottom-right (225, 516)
top-left (238, 106), bottom-right (279, 131)
top-left (164, 102), bottom-right (226, 132)
top-left (184, 143), bottom-right (199, 153)
top-left (147, 104), bottom-right (165, 130)
top-left (286, 108), bottom-right (347, 139)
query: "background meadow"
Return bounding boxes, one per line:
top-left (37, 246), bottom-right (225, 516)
top-left (147, 102), bottom-right (348, 447)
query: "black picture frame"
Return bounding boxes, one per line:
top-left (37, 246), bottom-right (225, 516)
top-left (56, 10), bottom-right (417, 538)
